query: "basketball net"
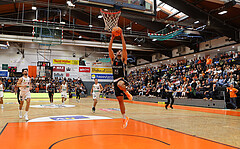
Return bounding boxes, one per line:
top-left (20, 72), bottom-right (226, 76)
top-left (100, 9), bottom-right (121, 32)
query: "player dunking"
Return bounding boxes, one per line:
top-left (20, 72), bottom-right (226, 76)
top-left (60, 81), bottom-right (68, 105)
top-left (108, 27), bottom-right (133, 128)
top-left (0, 80), bottom-right (4, 109)
top-left (91, 78), bottom-right (103, 113)
top-left (17, 69), bottom-right (32, 121)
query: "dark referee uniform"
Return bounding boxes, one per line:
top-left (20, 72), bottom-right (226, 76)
top-left (112, 57), bottom-right (128, 97)
top-left (76, 86), bottom-right (82, 99)
top-left (48, 83), bottom-right (55, 98)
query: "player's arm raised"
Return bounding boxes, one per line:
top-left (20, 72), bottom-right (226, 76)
top-left (108, 35), bottom-right (115, 63)
top-left (121, 31), bottom-right (127, 64)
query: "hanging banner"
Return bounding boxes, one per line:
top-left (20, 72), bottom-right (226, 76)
top-left (53, 59), bottom-right (79, 65)
top-left (91, 67), bottom-right (112, 74)
top-left (53, 66), bottom-right (65, 72)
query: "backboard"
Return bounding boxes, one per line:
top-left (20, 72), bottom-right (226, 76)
top-left (73, 0), bottom-right (154, 14)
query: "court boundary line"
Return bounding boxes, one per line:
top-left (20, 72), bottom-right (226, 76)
top-left (48, 134), bottom-right (170, 149)
top-left (104, 98), bottom-right (240, 117)
top-left (0, 123), bottom-right (8, 135)
top-left (131, 118), bottom-right (239, 149)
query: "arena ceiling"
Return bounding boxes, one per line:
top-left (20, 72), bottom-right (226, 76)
top-left (0, 0), bottom-right (239, 62)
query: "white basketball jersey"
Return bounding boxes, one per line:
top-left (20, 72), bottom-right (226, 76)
top-left (20, 76), bottom-right (30, 92)
top-left (93, 83), bottom-right (100, 93)
top-left (0, 84), bottom-right (3, 92)
top-left (61, 84), bottom-right (67, 93)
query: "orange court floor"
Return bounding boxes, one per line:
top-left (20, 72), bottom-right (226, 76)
top-left (0, 97), bottom-right (240, 149)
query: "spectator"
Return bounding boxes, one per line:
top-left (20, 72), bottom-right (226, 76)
top-left (227, 84), bottom-right (238, 109)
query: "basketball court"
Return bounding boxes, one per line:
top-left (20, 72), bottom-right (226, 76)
top-left (0, 0), bottom-right (240, 148)
top-left (0, 96), bottom-right (239, 148)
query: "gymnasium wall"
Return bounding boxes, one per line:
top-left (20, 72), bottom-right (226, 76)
top-left (0, 42), bottom-right (114, 83)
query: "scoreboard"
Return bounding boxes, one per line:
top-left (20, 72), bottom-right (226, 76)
top-left (8, 67), bottom-right (17, 73)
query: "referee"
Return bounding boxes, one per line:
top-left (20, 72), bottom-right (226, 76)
top-left (165, 82), bottom-right (174, 109)
top-left (47, 81), bottom-right (55, 105)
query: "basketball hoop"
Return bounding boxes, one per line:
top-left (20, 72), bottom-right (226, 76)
top-left (100, 9), bottom-right (121, 32)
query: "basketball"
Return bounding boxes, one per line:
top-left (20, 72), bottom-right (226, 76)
top-left (112, 27), bottom-right (122, 36)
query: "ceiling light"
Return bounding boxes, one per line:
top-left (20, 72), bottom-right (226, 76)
top-left (194, 20), bottom-right (200, 24)
top-left (217, 49), bottom-right (220, 51)
top-left (218, 10), bottom-right (227, 15)
top-left (89, 24), bottom-right (93, 27)
top-left (232, 46), bottom-right (235, 48)
top-left (194, 54), bottom-right (196, 56)
top-left (126, 27), bottom-right (131, 30)
top-left (152, 39), bottom-right (157, 42)
top-left (98, 15), bottom-right (103, 19)
top-left (184, 56), bottom-right (186, 58)
top-left (32, 6), bottom-right (37, 10)
top-left (138, 44), bottom-right (141, 47)
top-left (79, 36), bottom-right (82, 38)
top-left (67, 1), bottom-right (75, 7)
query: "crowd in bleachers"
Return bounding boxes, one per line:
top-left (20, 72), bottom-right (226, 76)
top-left (0, 77), bottom-right (87, 95)
top-left (127, 52), bottom-right (240, 102)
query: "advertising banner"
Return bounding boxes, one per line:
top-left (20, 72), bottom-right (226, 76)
top-left (53, 66), bottom-right (65, 72)
top-left (53, 72), bottom-right (65, 78)
top-left (53, 59), bottom-right (79, 65)
top-left (79, 67), bottom-right (91, 73)
top-left (0, 71), bottom-right (8, 77)
top-left (91, 74), bottom-right (113, 80)
top-left (66, 66), bottom-right (78, 72)
top-left (79, 73), bottom-right (91, 80)
top-left (91, 67), bottom-right (112, 74)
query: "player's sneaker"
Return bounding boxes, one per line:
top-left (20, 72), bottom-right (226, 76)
top-left (24, 113), bottom-right (28, 121)
top-left (122, 116), bottom-right (129, 129)
top-left (92, 107), bottom-right (95, 113)
top-left (19, 111), bottom-right (23, 119)
top-left (1, 105), bottom-right (4, 109)
top-left (125, 91), bottom-right (133, 101)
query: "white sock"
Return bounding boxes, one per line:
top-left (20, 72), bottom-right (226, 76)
top-left (25, 111), bottom-right (28, 115)
top-left (122, 114), bottom-right (126, 119)
top-left (1, 104), bottom-right (3, 107)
